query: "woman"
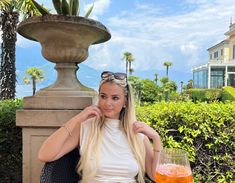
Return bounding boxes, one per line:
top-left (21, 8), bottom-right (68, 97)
top-left (38, 71), bottom-right (162, 183)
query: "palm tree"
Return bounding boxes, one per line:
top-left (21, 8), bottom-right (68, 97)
top-left (23, 67), bottom-right (44, 95)
top-left (129, 68), bottom-right (134, 76)
top-left (154, 73), bottom-right (158, 85)
top-left (0, 0), bottom-right (41, 99)
top-left (122, 52), bottom-right (130, 75)
top-left (122, 51), bottom-right (135, 76)
top-left (128, 54), bottom-right (135, 76)
top-left (163, 61), bottom-right (173, 77)
top-left (0, 1), bottom-right (19, 99)
top-left (180, 81), bottom-right (184, 92)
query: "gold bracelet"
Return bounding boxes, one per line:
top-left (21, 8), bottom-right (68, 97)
top-left (62, 125), bottom-right (72, 137)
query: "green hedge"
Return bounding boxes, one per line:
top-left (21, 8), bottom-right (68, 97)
top-left (1, 99), bottom-right (235, 183)
top-left (0, 99), bottom-right (23, 182)
top-left (185, 88), bottom-right (222, 102)
top-left (136, 102), bottom-right (235, 183)
top-left (221, 86), bottom-right (235, 102)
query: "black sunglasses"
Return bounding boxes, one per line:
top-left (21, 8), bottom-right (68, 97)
top-left (101, 71), bottom-right (127, 80)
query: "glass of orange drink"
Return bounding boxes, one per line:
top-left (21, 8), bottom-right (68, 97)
top-left (156, 148), bottom-right (193, 183)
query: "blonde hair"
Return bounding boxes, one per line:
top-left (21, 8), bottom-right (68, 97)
top-left (76, 78), bottom-right (146, 183)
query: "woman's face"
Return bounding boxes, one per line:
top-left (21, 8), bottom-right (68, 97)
top-left (98, 82), bottom-right (126, 119)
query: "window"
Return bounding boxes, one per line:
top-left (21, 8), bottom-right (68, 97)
top-left (193, 69), bottom-right (208, 88)
top-left (211, 69), bottom-right (224, 88)
top-left (233, 45), bottom-right (235, 59)
top-left (214, 51), bottom-right (218, 58)
top-left (210, 54), bottom-right (212, 59)
top-left (221, 49), bottom-right (223, 56)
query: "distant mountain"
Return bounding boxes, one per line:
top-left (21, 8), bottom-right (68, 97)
top-left (16, 65), bottom-right (192, 97)
top-left (133, 69), bottom-right (193, 88)
top-left (16, 63), bottom-right (101, 98)
top-left (15, 45), bottom-right (192, 97)
top-left (15, 45), bottom-right (101, 97)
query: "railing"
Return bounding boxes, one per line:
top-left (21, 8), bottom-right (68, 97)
top-left (208, 59), bottom-right (235, 64)
top-left (192, 60), bottom-right (235, 70)
top-left (192, 64), bottom-right (208, 70)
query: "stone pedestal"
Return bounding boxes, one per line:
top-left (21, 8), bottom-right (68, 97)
top-left (16, 96), bottom-right (94, 183)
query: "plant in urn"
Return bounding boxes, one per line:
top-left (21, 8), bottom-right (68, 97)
top-left (17, 0), bottom-right (111, 97)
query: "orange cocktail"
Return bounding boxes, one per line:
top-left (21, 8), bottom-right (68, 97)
top-left (156, 164), bottom-right (193, 183)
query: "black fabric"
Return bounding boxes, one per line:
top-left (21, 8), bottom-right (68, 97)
top-left (40, 148), bottom-right (81, 183)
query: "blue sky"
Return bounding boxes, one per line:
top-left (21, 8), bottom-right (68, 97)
top-left (7, 0), bottom-right (235, 96)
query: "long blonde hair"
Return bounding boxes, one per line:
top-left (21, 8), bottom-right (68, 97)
top-left (77, 78), bottom-right (146, 183)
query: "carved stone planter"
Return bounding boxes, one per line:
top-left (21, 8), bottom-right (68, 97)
top-left (17, 15), bottom-right (111, 96)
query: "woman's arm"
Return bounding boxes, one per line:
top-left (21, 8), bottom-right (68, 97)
top-left (38, 105), bottom-right (102, 162)
top-left (143, 134), bottom-right (162, 181)
top-left (133, 122), bottom-right (163, 181)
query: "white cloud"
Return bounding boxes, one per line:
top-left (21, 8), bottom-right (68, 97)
top-left (85, 0), bottom-right (111, 19)
top-left (86, 0), bottom-right (235, 72)
top-left (12, 0), bottom-right (235, 74)
top-left (180, 42), bottom-right (198, 55)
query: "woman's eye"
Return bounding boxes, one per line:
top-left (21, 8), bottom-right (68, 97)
top-left (113, 96), bottom-right (119, 100)
top-left (100, 95), bottom-right (107, 99)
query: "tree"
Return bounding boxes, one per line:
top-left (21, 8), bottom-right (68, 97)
top-left (159, 77), bottom-right (177, 101)
top-left (122, 51), bottom-right (135, 76)
top-left (128, 54), bottom-right (135, 76)
top-left (180, 81), bottom-right (184, 92)
top-left (23, 67), bottom-right (44, 95)
top-left (159, 76), bottom-right (169, 85)
top-left (140, 79), bottom-right (158, 103)
top-left (0, 1), bottom-right (19, 99)
top-left (128, 75), bottom-right (142, 105)
top-left (129, 68), bottom-right (134, 76)
top-left (163, 61), bottom-right (173, 77)
top-left (166, 81), bottom-right (177, 92)
top-left (0, 0), bottom-right (41, 99)
top-left (186, 79), bottom-right (193, 89)
top-left (154, 73), bottom-right (158, 85)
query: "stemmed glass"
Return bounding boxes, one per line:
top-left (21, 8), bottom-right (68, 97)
top-left (156, 148), bottom-right (193, 183)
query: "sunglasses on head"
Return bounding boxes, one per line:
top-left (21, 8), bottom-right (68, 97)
top-left (101, 71), bottom-right (127, 80)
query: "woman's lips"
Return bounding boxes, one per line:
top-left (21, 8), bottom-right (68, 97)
top-left (104, 109), bottom-right (113, 112)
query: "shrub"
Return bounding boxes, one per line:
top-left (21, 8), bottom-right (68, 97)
top-left (0, 99), bottom-right (23, 182)
top-left (221, 86), bottom-right (235, 102)
top-left (136, 101), bottom-right (235, 183)
top-left (186, 88), bottom-right (222, 102)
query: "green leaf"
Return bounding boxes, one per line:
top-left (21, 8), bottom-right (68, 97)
top-left (71, 0), bottom-right (79, 15)
top-left (84, 3), bottom-right (94, 18)
top-left (61, 0), bottom-right (70, 15)
top-left (31, 0), bottom-right (50, 15)
top-left (52, 0), bottom-right (62, 14)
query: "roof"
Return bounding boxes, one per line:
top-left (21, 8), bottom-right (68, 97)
top-left (207, 39), bottom-right (229, 51)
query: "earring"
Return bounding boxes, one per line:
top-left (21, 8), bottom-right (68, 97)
top-left (123, 105), bottom-right (126, 108)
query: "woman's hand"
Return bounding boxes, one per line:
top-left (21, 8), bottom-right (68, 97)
top-left (77, 105), bottom-right (103, 122)
top-left (133, 121), bottom-right (160, 141)
top-left (134, 122), bottom-right (163, 181)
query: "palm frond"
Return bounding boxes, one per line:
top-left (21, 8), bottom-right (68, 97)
top-left (0, 0), bottom-right (11, 10)
top-left (84, 3), bottom-right (94, 18)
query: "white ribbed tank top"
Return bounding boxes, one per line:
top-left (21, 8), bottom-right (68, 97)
top-left (80, 118), bottom-right (142, 183)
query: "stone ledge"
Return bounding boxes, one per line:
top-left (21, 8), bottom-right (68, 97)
top-left (23, 96), bottom-right (94, 109)
top-left (16, 109), bottom-right (81, 127)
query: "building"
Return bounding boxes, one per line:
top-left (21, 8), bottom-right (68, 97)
top-left (192, 21), bottom-right (235, 88)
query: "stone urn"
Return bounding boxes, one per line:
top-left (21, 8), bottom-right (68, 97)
top-left (17, 15), bottom-right (111, 97)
